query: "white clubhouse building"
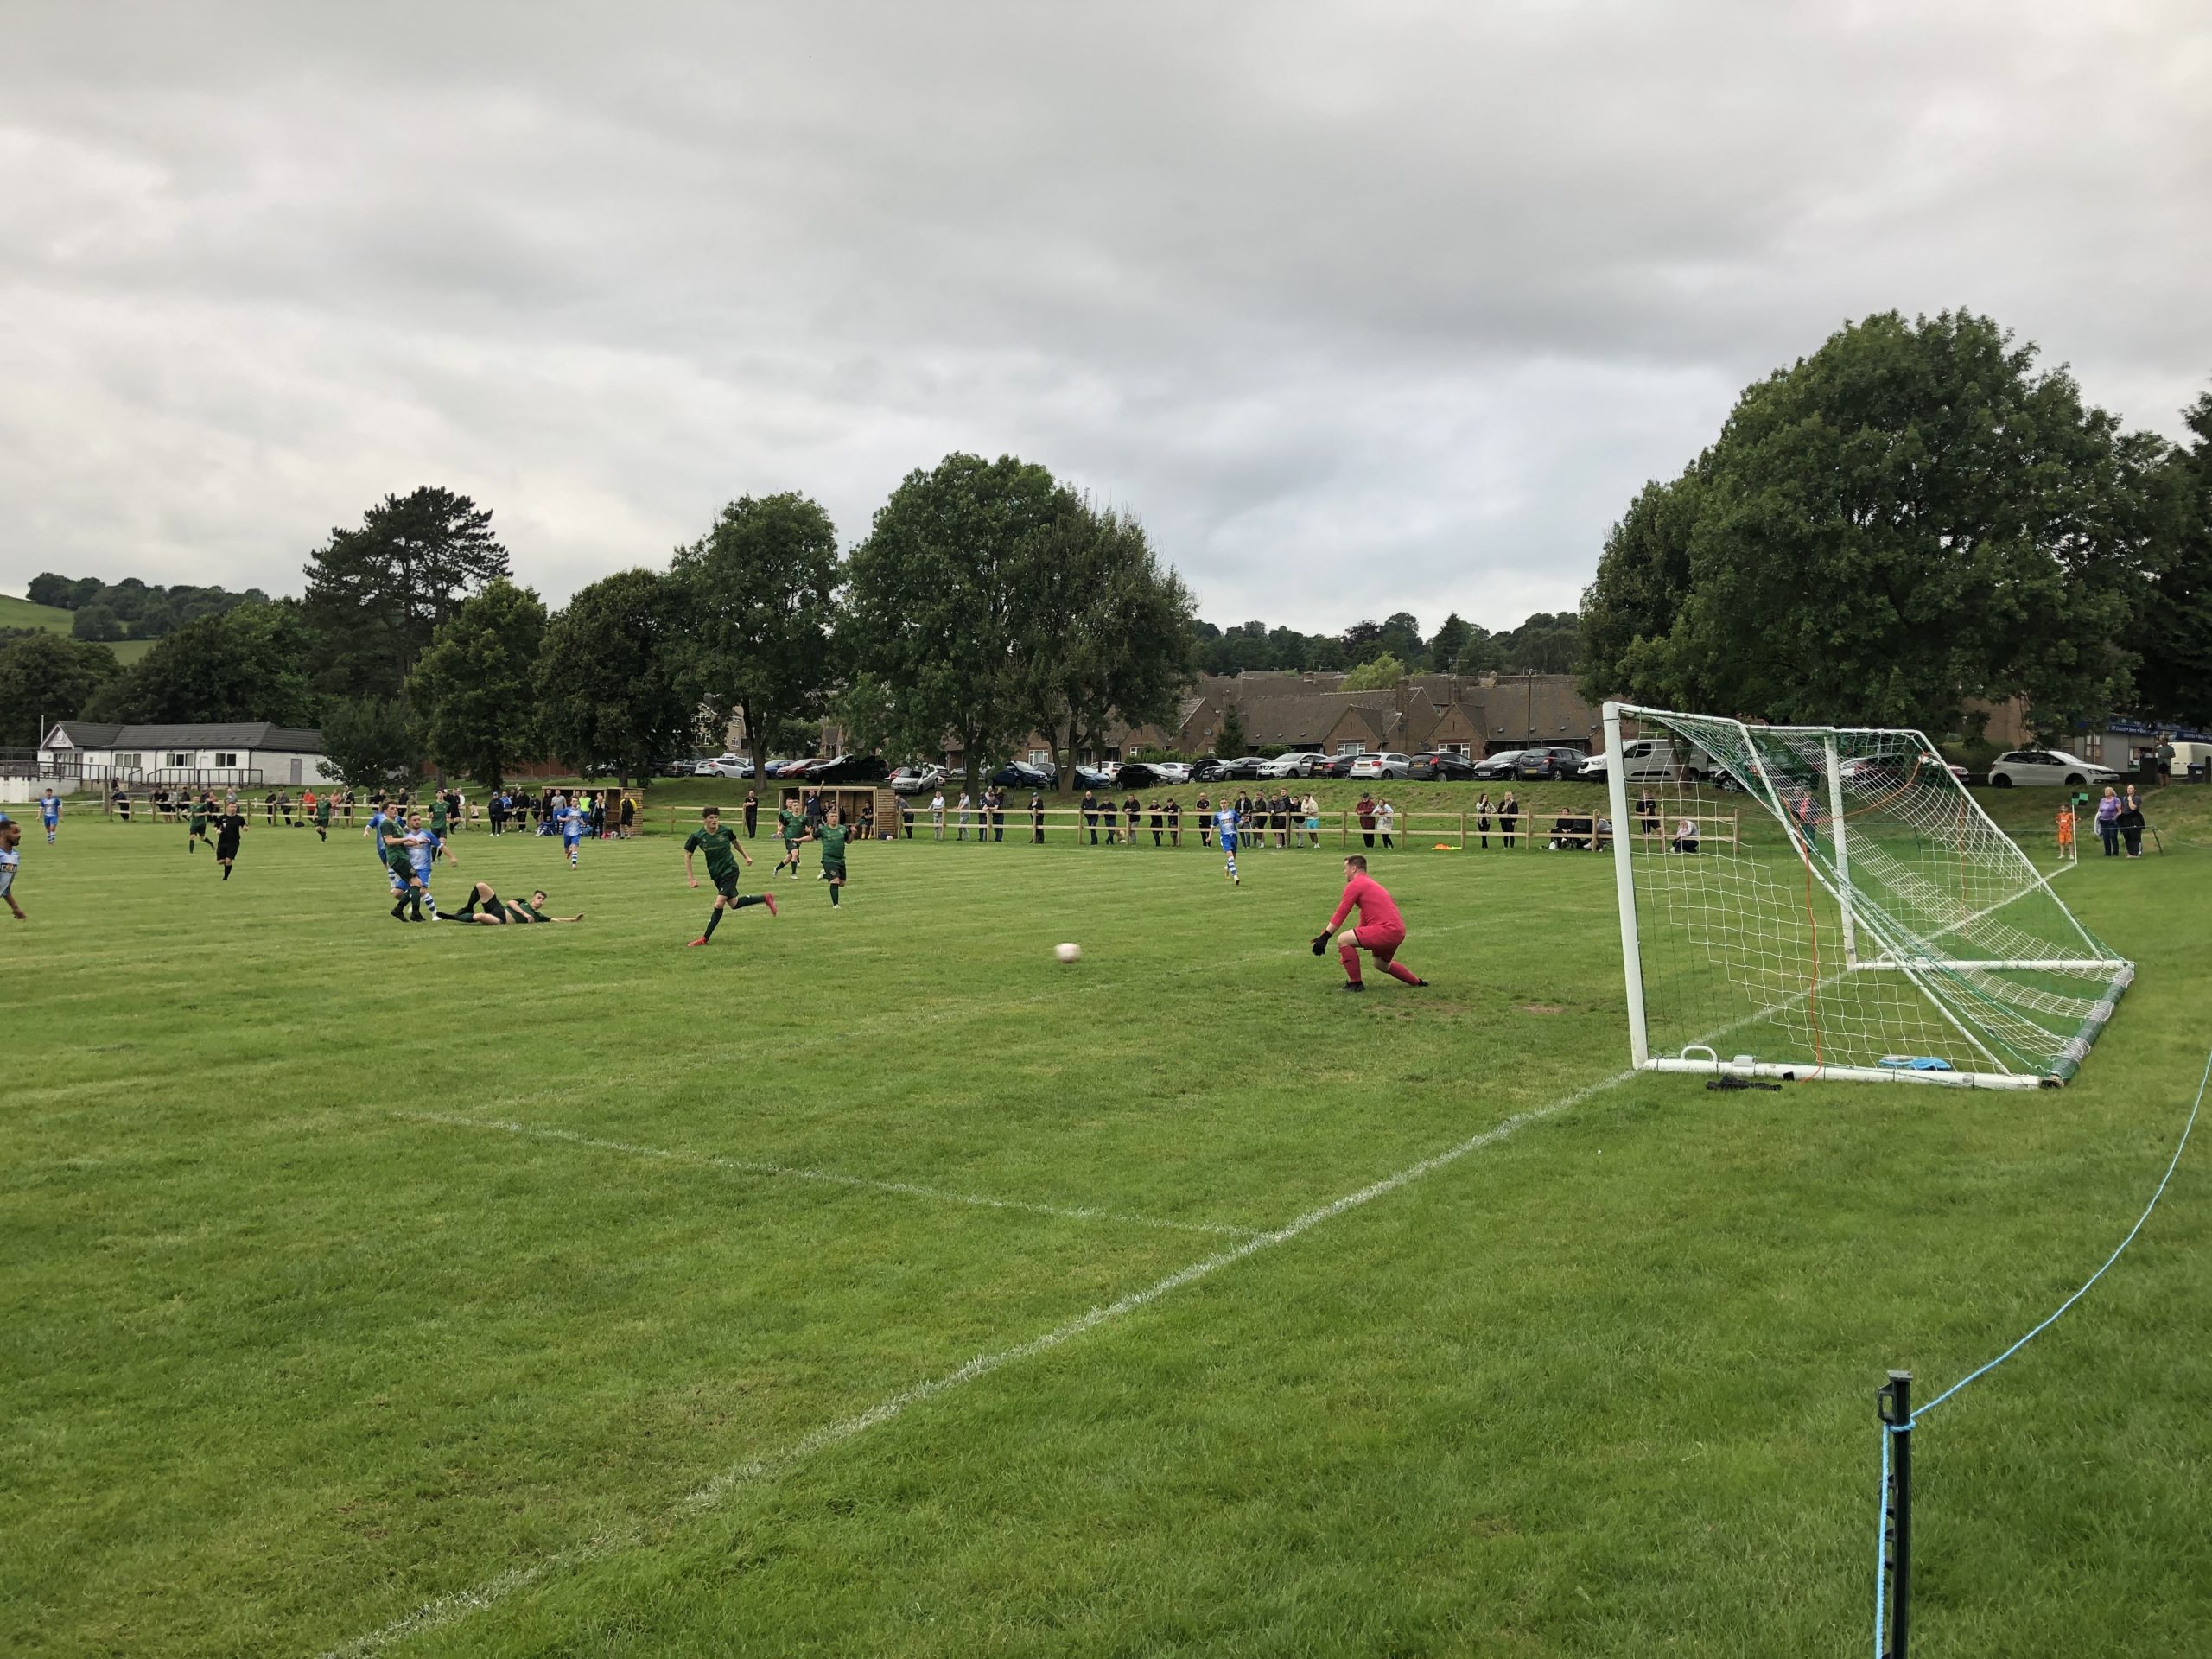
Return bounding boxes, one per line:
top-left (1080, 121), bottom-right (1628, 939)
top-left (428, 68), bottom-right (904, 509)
top-left (35, 721), bottom-right (335, 791)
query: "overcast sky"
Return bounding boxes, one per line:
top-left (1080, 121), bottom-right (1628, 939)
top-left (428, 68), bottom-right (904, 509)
top-left (3, 2), bottom-right (2206, 633)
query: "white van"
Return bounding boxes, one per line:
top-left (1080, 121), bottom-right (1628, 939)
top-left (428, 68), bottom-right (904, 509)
top-left (1596, 738), bottom-right (1688, 782)
top-left (2165, 741), bottom-right (2212, 781)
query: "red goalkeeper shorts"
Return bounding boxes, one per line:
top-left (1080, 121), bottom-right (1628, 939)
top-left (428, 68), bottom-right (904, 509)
top-left (1348, 922), bottom-right (1406, 957)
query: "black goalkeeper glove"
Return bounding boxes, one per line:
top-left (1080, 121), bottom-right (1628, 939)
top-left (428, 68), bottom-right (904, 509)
top-left (1311, 932), bottom-right (1330, 956)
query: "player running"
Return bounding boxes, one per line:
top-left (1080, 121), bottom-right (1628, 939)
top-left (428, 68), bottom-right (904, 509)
top-left (556, 797), bottom-right (586, 868)
top-left (773, 801), bottom-right (808, 880)
top-left (1215, 799), bottom-right (1241, 886)
top-left (1312, 855), bottom-right (1426, 993)
top-left (685, 804), bottom-right (776, 944)
top-left (0, 815), bottom-right (23, 919)
top-left (365, 801), bottom-right (404, 900)
top-left (213, 803), bottom-right (247, 880)
top-left (798, 810), bottom-right (851, 908)
top-left (448, 881), bottom-right (583, 924)
top-left (379, 814), bottom-right (422, 918)
top-left (187, 793), bottom-right (211, 855)
top-left (38, 788), bottom-right (60, 844)
top-left (404, 810), bottom-right (457, 918)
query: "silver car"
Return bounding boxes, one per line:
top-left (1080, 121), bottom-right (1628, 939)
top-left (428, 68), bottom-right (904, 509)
top-left (1985, 748), bottom-right (2116, 788)
top-left (1261, 751), bottom-right (1330, 779)
top-left (1348, 752), bottom-right (1412, 779)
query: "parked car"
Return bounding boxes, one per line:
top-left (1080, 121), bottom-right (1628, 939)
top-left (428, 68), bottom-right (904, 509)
top-left (1471, 750), bottom-right (1529, 780)
top-left (1313, 752), bottom-right (1366, 779)
top-left (1260, 751), bottom-right (1331, 779)
top-left (704, 753), bottom-right (754, 779)
top-left (811, 753), bottom-right (889, 785)
top-left (1075, 764), bottom-right (1118, 790)
top-left (890, 765), bottom-right (948, 796)
top-left (989, 760), bottom-right (1053, 789)
top-left (1349, 752), bottom-right (1412, 779)
top-left (1115, 762), bottom-right (1178, 789)
top-left (1194, 755), bottom-right (1267, 781)
top-left (1985, 748), bottom-right (2116, 788)
top-left (1578, 751), bottom-right (1608, 779)
top-left (1514, 746), bottom-right (1587, 781)
top-left (1141, 760), bottom-right (1192, 784)
top-left (1408, 752), bottom-right (1479, 780)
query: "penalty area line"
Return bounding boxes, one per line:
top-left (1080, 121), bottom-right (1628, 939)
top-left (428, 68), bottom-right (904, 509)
top-left (395, 1110), bottom-right (1260, 1240)
top-left (327, 1066), bottom-right (1630, 1658)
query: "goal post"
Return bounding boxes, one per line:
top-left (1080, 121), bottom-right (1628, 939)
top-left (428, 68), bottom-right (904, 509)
top-left (1603, 703), bottom-right (2132, 1089)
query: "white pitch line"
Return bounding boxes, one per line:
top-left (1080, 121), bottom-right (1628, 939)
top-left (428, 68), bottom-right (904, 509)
top-left (397, 1111), bottom-right (1259, 1240)
top-left (327, 1067), bottom-right (1631, 1658)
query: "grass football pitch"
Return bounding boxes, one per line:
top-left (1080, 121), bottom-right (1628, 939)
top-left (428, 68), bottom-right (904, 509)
top-left (5, 802), bottom-right (2209, 1656)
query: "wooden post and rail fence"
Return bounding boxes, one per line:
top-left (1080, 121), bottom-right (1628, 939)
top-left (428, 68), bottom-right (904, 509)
top-left (86, 786), bottom-right (1745, 853)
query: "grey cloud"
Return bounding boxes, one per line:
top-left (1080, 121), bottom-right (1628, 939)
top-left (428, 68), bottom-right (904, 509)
top-left (2, 2), bottom-right (2207, 630)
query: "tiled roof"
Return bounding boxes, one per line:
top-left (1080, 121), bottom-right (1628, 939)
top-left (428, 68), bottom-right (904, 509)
top-left (47, 721), bottom-right (324, 751)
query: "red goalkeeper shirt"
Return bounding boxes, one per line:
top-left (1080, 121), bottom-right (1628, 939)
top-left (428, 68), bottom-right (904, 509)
top-left (1328, 872), bottom-right (1403, 934)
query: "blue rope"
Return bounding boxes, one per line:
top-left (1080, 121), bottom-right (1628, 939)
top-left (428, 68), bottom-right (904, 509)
top-left (1872, 1044), bottom-right (2209, 1654)
top-left (1912, 1043), bottom-right (2208, 1427)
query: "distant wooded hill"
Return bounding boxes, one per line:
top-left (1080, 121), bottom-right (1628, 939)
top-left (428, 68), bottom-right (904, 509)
top-left (1193, 610), bottom-right (1580, 677)
top-left (25, 572), bottom-right (269, 643)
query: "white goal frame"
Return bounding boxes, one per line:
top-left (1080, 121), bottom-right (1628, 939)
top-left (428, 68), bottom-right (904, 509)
top-left (1603, 702), bottom-right (2133, 1090)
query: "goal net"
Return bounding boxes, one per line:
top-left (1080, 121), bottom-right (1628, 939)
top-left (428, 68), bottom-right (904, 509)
top-left (1602, 703), bottom-right (2131, 1089)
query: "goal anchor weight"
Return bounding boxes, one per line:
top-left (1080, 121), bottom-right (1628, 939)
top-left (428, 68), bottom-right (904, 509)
top-left (1877, 1370), bottom-right (1913, 1659)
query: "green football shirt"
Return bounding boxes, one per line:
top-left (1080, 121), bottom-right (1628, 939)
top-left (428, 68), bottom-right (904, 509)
top-left (817, 824), bottom-right (849, 866)
top-left (779, 809), bottom-right (805, 841)
top-left (685, 825), bottom-right (743, 883)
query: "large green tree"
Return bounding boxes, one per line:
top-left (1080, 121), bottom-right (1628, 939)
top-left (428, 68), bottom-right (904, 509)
top-left (0, 633), bottom-right (122, 746)
top-left (2132, 390), bottom-right (2212, 728)
top-left (1580, 310), bottom-right (2152, 731)
top-left (1426, 613), bottom-right (1474, 671)
top-left (1341, 651), bottom-right (1410, 691)
top-left (404, 579), bottom-right (549, 788)
top-left (1580, 463), bottom-right (1709, 704)
top-left (533, 569), bottom-right (692, 786)
top-left (845, 453), bottom-right (1068, 798)
top-left (321, 696), bottom-right (420, 791)
top-left (85, 602), bottom-right (320, 726)
top-left (1020, 500), bottom-right (1198, 786)
top-left (669, 493), bottom-right (842, 781)
top-left (302, 486), bottom-right (512, 700)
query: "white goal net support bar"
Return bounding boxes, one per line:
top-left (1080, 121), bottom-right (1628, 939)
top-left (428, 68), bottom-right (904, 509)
top-left (1603, 703), bottom-right (2132, 1090)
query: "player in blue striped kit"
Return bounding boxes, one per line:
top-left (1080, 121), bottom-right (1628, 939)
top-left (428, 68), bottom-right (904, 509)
top-left (557, 798), bottom-right (587, 868)
top-left (1216, 802), bottom-right (1241, 887)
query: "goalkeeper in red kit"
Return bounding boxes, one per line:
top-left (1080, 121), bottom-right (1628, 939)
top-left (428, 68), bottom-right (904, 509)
top-left (1311, 855), bottom-right (1427, 992)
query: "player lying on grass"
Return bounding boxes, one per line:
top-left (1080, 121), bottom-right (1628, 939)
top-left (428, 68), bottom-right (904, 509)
top-left (1311, 854), bottom-right (1426, 992)
top-left (0, 815), bottom-right (24, 920)
top-left (793, 810), bottom-right (851, 907)
top-left (447, 881), bottom-right (582, 924)
top-left (685, 805), bottom-right (777, 945)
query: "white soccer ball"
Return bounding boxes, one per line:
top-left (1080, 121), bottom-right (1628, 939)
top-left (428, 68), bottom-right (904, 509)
top-left (1056, 942), bottom-right (1082, 963)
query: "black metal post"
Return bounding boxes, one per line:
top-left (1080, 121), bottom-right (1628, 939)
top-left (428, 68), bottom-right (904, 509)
top-left (1878, 1370), bottom-right (1913, 1659)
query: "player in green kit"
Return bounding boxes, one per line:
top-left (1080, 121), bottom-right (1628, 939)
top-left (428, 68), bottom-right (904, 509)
top-left (774, 803), bottom-right (808, 880)
top-left (187, 795), bottom-right (210, 855)
top-left (314, 791), bottom-right (334, 841)
top-left (798, 811), bottom-right (852, 907)
top-left (429, 795), bottom-right (449, 842)
top-left (684, 805), bottom-right (777, 945)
